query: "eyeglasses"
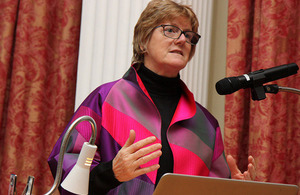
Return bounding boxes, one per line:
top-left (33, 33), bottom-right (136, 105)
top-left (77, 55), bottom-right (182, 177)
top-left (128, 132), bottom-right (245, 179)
top-left (155, 24), bottom-right (201, 45)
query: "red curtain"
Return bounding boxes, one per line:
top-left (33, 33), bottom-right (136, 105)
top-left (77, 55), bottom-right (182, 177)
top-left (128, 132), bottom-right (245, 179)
top-left (0, 0), bottom-right (82, 194)
top-left (225, 0), bottom-right (300, 188)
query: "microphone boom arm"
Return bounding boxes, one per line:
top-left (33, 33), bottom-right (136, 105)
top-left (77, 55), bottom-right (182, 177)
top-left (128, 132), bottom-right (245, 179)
top-left (264, 84), bottom-right (300, 95)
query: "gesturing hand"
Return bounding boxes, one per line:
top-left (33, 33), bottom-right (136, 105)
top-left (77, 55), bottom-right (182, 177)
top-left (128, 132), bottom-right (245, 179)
top-left (112, 130), bottom-right (162, 182)
top-left (227, 155), bottom-right (256, 181)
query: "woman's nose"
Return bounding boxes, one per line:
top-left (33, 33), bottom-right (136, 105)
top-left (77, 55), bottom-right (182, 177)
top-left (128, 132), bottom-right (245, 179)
top-left (175, 33), bottom-right (187, 44)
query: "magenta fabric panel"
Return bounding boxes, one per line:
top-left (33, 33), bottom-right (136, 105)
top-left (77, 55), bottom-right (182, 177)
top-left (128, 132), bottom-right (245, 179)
top-left (171, 81), bottom-right (196, 125)
top-left (209, 154), bottom-right (230, 178)
top-left (102, 101), bottom-right (160, 184)
top-left (71, 106), bottom-right (102, 144)
top-left (104, 79), bottom-right (162, 139)
top-left (212, 127), bottom-right (224, 161)
top-left (171, 143), bottom-right (209, 176)
top-left (168, 124), bottom-right (214, 167)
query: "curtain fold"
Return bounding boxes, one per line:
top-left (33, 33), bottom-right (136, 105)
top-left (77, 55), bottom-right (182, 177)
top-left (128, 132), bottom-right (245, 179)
top-left (225, 0), bottom-right (300, 187)
top-left (0, 0), bottom-right (82, 194)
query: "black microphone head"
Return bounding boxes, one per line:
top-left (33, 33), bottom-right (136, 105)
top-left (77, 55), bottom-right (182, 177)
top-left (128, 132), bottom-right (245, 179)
top-left (215, 77), bottom-right (243, 95)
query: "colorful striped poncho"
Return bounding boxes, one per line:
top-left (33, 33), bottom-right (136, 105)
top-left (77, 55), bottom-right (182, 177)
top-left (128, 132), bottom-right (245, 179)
top-left (48, 64), bottom-right (230, 194)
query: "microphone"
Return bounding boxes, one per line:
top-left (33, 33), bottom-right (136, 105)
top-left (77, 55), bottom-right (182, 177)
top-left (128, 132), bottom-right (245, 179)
top-left (215, 63), bottom-right (299, 95)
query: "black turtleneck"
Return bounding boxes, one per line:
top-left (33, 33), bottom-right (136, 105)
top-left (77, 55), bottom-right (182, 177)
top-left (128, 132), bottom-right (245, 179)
top-left (137, 64), bottom-right (182, 185)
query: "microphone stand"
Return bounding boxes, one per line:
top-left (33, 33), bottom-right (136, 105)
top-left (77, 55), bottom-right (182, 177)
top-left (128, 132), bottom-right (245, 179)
top-left (264, 84), bottom-right (300, 95)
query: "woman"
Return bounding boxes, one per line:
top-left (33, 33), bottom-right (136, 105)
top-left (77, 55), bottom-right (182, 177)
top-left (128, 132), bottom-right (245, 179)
top-left (48, 0), bottom-right (256, 194)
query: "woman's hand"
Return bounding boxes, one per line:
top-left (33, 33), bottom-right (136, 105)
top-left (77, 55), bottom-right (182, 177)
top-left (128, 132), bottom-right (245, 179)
top-left (227, 155), bottom-right (256, 181)
top-left (112, 130), bottom-right (162, 182)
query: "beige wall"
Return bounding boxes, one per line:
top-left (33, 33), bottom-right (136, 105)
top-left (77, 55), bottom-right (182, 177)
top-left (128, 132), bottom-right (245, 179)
top-left (207, 0), bottom-right (228, 135)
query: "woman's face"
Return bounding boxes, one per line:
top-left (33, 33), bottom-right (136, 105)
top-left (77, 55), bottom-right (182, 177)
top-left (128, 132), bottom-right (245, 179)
top-left (143, 16), bottom-right (192, 77)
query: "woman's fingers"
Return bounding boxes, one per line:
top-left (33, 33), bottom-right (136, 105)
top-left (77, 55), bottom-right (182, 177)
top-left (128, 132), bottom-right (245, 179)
top-left (134, 163), bottom-right (161, 177)
top-left (113, 130), bottom-right (162, 182)
top-left (248, 156), bottom-right (256, 180)
top-left (134, 148), bottom-right (162, 166)
top-left (127, 135), bottom-right (158, 153)
top-left (123, 129), bottom-right (136, 148)
top-left (133, 141), bottom-right (162, 159)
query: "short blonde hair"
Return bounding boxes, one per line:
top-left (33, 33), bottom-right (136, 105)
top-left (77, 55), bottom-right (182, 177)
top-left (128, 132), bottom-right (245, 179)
top-left (132, 0), bottom-right (199, 64)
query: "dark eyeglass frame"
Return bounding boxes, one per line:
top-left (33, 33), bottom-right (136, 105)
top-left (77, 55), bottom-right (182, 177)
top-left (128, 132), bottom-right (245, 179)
top-left (155, 24), bottom-right (201, 45)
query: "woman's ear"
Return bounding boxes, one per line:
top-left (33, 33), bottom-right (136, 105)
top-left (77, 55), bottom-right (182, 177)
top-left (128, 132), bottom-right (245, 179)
top-left (139, 45), bottom-right (145, 52)
top-left (139, 43), bottom-right (146, 53)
